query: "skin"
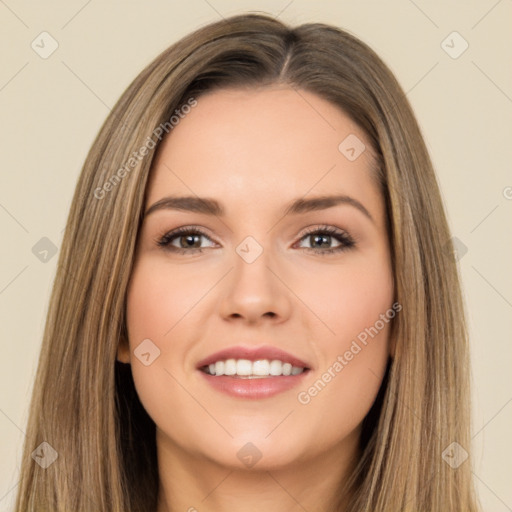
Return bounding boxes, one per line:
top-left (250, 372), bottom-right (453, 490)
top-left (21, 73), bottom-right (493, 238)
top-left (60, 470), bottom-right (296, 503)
top-left (117, 85), bottom-right (395, 512)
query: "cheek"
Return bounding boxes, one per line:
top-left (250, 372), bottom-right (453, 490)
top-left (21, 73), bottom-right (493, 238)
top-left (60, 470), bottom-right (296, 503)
top-left (301, 320), bottom-right (391, 408)
top-left (126, 258), bottom-right (211, 342)
top-left (124, 261), bottom-right (185, 394)
top-left (295, 253), bottom-right (393, 427)
top-left (125, 259), bottom-right (255, 457)
top-left (126, 267), bottom-right (172, 341)
top-left (301, 250), bottom-right (394, 344)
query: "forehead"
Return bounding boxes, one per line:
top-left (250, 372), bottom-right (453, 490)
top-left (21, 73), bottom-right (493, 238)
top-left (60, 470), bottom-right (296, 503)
top-left (145, 86), bottom-right (383, 221)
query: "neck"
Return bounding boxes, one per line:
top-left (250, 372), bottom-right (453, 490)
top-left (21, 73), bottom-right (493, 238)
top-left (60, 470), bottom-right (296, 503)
top-left (155, 428), bottom-right (359, 512)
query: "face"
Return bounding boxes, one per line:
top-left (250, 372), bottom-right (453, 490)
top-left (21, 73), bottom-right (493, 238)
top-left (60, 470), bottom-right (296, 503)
top-left (120, 86), bottom-right (394, 471)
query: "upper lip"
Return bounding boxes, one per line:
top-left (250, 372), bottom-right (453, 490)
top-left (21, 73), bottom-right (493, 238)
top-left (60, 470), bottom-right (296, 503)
top-left (196, 345), bottom-right (311, 370)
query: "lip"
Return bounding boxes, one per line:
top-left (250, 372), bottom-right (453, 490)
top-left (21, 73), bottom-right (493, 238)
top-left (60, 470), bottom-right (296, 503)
top-left (196, 344), bottom-right (312, 400)
top-left (198, 370), bottom-right (311, 400)
top-left (195, 344), bottom-right (311, 370)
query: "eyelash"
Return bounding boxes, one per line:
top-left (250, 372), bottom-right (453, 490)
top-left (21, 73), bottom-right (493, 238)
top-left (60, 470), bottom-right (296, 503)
top-left (155, 224), bottom-right (356, 256)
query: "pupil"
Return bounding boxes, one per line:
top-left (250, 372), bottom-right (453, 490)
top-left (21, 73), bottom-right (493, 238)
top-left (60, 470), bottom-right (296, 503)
top-left (312, 234), bottom-right (329, 248)
top-left (182, 235), bottom-right (199, 248)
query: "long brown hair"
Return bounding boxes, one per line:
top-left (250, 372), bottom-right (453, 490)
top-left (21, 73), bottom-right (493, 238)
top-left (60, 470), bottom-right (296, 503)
top-left (15, 13), bottom-right (480, 511)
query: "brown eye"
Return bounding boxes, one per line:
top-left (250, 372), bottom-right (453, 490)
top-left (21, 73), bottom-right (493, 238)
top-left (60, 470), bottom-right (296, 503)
top-left (157, 227), bottom-right (216, 254)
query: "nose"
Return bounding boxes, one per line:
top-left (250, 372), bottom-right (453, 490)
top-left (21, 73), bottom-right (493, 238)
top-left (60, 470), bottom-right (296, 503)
top-left (218, 245), bottom-right (292, 325)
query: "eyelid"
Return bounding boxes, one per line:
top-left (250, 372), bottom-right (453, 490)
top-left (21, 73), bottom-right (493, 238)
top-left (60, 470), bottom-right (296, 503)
top-left (154, 225), bottom-right (218, 248)
top-left (293, 224), bottom-right (356, 252)
top-left (155, 223), bottom-right (356, 255)
top-left (297, 224), bottom-right (348, 237)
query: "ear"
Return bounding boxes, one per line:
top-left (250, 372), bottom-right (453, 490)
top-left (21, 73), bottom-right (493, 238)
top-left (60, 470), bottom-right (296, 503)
top-left (116, 333), bottom-right (131, 364)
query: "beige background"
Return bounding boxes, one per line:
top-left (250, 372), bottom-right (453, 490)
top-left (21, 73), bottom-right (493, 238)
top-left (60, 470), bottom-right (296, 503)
top-left (1, 1), bottom-right (511, 510)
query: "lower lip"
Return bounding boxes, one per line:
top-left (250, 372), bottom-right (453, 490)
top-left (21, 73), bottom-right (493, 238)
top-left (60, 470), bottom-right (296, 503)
top-left (198, 370), bottom-right (310, 399)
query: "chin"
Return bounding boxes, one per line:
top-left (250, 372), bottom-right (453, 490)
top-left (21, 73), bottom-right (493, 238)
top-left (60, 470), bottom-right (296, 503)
top-left (197, 432), bottom-right (309, 471)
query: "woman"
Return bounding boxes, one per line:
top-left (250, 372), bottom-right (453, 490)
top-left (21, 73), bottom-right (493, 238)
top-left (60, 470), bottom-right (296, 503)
top-left (15, 13), bottom-right (480, 512)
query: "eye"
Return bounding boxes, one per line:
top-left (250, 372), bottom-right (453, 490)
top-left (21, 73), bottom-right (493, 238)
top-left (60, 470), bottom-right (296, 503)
top-left (156, 226), bottom-right (217, 254)
top-left (156, 224), bottom-right (356, 256)
top-left (295, 225), bottom-right (356, 255)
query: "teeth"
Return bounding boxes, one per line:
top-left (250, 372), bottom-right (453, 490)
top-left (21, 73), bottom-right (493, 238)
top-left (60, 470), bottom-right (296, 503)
top-left (214, 361), bottom-right (225, 376)
top-left (237, 359), bottom-right (253, 376)
top-left (291, 365), bottom-right (303, 375)
top-left (203, 359), bottom-right (306, 377)
top-left (224, 359), bottom-right (237, 375)
top-left (253, 360), bottom-right (269, 375)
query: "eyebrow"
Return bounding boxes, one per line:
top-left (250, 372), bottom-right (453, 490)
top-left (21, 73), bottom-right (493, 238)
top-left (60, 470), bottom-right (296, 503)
top-left (144, 194), bottom-right (374, 223)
